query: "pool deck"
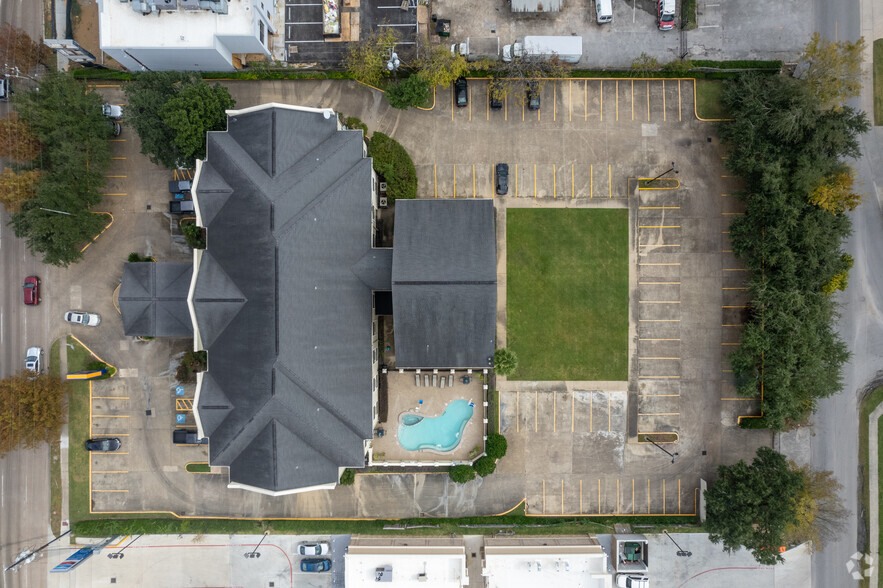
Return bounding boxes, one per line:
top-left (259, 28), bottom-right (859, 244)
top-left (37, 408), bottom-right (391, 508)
top-left (372, 371), bottom-right (486, 464)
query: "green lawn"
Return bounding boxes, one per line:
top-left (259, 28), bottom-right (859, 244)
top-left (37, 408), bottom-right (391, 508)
top-left (874, 39), bottom-right (883, 125)
top-left (695, 79), bottom-right (728, 120)
top-left (506, 209), bottom-right (628, 381)
top-left (859, 385), bottom-right (883, 588)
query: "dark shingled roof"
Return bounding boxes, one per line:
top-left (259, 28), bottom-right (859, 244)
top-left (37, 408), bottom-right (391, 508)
top-left (118, 262), bottom-right (193, 337)
top-left (391, 199), bottom-right (497, 368)
top-left (194, 106), bottom-right (379, 494)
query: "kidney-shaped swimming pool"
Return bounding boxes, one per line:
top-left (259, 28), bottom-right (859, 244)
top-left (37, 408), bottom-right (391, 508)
top-left (398, 399), bottom-right (474, 452)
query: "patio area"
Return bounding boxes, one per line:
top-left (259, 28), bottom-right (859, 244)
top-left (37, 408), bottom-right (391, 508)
top-left (371, 370), bottom-right (487, 465)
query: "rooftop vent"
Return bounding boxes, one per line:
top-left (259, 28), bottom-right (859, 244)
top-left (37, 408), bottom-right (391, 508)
top-left (374, 566), bottom-right (392, 582)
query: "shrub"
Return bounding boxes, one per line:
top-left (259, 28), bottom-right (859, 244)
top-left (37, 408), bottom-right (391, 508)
top-left (342, 115), bottom-right (369, 136)
top-left (128, 252), bottom-right (143, 262)
top-left (85, 361), bottom-right (115, 379)
top-left (386, 75), bottom-right (431, 110)
top-left (182, 221), bottom-right (206, 249)
top-left (175, 350), bottom-right (207, 383)
top-left (367, 132), bottom-right (417, 200)
top-left (449, 465), bottom-right (476, 484)
top-left (485, 433), bottom-right (508, 460)
top-left (493, 348), bottom-right (518, 377)
top-left (473, 456), bottom-right (496, 477)
top-left (339, 468), bottom-right (355, 485)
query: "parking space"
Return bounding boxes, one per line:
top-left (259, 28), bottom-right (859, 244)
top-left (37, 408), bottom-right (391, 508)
top-left (445, 78), bottom-right (692, 127)
top-left (500, 389), bottom-right (627, 436)
top-left (524, 474), bottom-right (700, 517)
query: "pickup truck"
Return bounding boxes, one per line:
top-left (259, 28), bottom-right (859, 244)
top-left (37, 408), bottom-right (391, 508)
top-left (169, 180), bottom-right (192, 193)
top-left (169, 200), bottom-right (195, 214)
top-left (173, 429), bottom-right (207, 444)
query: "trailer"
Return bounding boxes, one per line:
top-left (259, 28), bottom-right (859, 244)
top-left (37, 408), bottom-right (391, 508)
top-left (451, 37), bottom-right (501, 62)
top-left (502, 35), bottom-right (583, 64)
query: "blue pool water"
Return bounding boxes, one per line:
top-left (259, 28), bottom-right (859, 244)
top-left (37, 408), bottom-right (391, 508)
top-left (398, 399), bottom-right (474, 452)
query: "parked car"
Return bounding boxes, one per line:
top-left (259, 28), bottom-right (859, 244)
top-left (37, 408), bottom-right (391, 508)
top-left (108, 120), bottom-right (121, 137)
top-left (173, 429), bottom-right (208, 444)
top-left (657, 0), bottom-right (676, 30)
top-left (22, 276), bottom-right (40, 305)
top-left (169, 200), bottom-right (195, 214)
top-left (489, 81), bottom-right (503, 111)
top-left (85, 438), bottom-right (121, 452)
top-left (0, 75), bottom-right (11, 102)
top-left (526, 82), bottom-right (540, 110)
top-left (300, 558), bottom-right (331, 573)
top-left (102, 103), bottom-right (123, 119)
top-left (454, 77), bottom-right (468, 108)
top-left (25, 346), bottom-right (42, 373)
top-left (169, 180), bottom-right (192, 193)
top-left (495, 163), bottom-right (509, 195)
top-left (65, 311), bottom-right (101, 327)
top-left (298, 542), bottom-right (331, 556)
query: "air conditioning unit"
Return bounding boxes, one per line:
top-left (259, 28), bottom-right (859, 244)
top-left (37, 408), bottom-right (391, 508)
top-left (379, 182), bottom-right (388, 193)
top-left (379, 196), bottom-right (388, 208)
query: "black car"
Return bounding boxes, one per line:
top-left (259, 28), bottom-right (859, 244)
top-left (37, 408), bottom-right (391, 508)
top-left (169, 200), bottom-right (195, 214)
top-left (526, 82), bottom-right (540, 111)
top-left (495, 163), bottom-right (509, 195)
top-left (300, 558), bottom-right (332, 572)
top-left (454, 77), bottom-right (468, 108)
top-left (85, 438), bottom-right (121, 452)
top-left (489, 82), bottom-right (503, 111)
top-left (173, 429), bottom-right (208, 444)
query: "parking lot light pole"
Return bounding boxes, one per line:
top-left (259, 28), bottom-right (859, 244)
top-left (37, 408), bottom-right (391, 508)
top-left (244, 531), bottom-right (270, 559)
top-left (646, 162), bottom-right (679, 185)
top-left (39, 207), bottom-right (72, 216)
top-left (646, 436), bottom-right (678, 463)
top-left (107, 534), bottom-right (142, 559)
top-left (662, 530), bottom-right (692, 557)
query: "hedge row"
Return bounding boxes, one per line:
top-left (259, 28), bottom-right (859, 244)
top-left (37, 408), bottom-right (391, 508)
top-left (72, 59), bottom-right (782, 83)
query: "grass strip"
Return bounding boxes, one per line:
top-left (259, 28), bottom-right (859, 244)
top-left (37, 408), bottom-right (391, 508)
top-left (74, 513), bottom-right (697, 540)
top-left (874, 39), bottom-right (883, 125)
top-left (859, 385), bottom-right (883, 588)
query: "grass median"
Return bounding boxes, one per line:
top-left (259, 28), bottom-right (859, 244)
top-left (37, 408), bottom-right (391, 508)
top-left (507, 209), bottom-right (628, 381)
top-left (695, 79), bottom-right (729, 120)
top-left (859, 385), bottom-right (883, 588)
top-left (874, 39), bottom-right (883, 125)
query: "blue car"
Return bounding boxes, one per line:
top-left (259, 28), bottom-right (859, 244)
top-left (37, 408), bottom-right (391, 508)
top-left (300, 558), bottom-right (331, 572)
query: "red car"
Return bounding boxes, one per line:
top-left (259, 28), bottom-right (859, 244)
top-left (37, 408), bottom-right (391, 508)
top-left (23, 276), bottom-right (40, 305)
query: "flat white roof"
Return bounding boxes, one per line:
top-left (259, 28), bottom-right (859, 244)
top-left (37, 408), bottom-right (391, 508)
top-left (345, 545), bottom-right (467, 587)
top-left (483, 545), bottom-right (613, 588)
top-left (99, 0), bottom-right (261, 49)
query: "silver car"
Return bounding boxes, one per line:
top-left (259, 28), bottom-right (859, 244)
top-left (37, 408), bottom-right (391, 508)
top-left (25, 346), bottom-right (42, 373)
top-left (65, 311), bottom-right (101, 327)
top-left (298, 542), bottom-right (331, 556)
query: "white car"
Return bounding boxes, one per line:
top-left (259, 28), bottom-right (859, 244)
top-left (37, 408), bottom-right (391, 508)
top-left (102, 103), bottom-right (123, 119)
top-left (25, 347), bottom-right (42, 373)
top-left (298, 542), bottom-right (330, 556)
top-left (65, 311), bottom-right (101, 327)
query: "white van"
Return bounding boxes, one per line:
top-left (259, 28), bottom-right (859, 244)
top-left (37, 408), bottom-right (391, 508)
top-left (596, 0), bottom-right (613, 24)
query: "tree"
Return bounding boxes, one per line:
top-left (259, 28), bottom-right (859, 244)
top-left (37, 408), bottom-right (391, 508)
top-left (449, 464), bottom-right (476, 483)
top-left (343, 29), bottom-right (398, 88)
top-left (160, 82), bottom-right (235, 165)
top-left (797, 33), bottom-right (865, 110)
top-left (784, 465), bottom-right (848, 551)
top-left (386, 75), bottom-right (431, 110)
top-left (808, 168), bottom-right (861, 214)
top-left (485, 433), bottom-right (508, 460)
top-left (0, 168), bottom-right (40, 212)
top-left (473, 456), bottom-right (497, 477)
top-left (631, 52), bottom-right (661, 76)
top-left (415, 45), bottom-right (472, 89)
top-left (0, 23), bottom-right (50, 79)
top-left (125, 72), bottom-right (234, 169)
top-left (0, 115), bottom-right (43, 162)
top-left (0, 372), bottom-right (67, 455)
top-left (493, 348), bottom-right (518, 377)
top-left (339, 468), bottom-right (356, 485)
top-left (704, 447), bottom-right (805, 565)
top-left (366, 132), bottom-right (417, 200)
top-left (488, 57), bottom-right (571, 105)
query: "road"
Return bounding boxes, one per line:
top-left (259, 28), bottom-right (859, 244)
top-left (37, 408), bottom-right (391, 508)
top-left (0, 2), bottom-right (57, 587)
top-left (809, 0), bottom-right (882, 586)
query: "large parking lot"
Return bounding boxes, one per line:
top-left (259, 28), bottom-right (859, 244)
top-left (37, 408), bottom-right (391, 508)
top-left (67, 78), bottom-right (773, 520)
